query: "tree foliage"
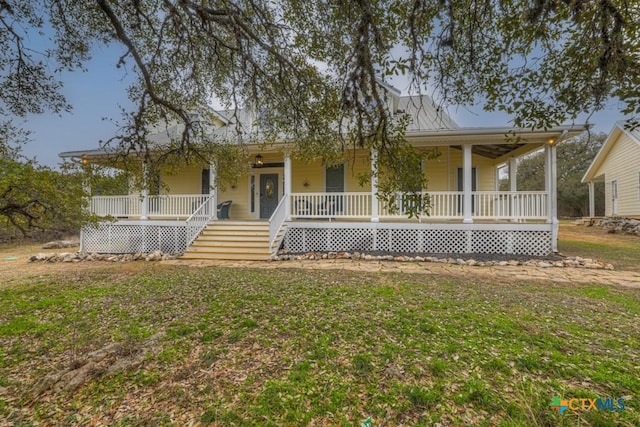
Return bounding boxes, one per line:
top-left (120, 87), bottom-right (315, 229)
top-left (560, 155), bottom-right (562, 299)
top-left (515, 132), bottom-right (606, 217)
top-left (1, 1), bottom-right (638, 219)
top-left (0, 123), bottom-right (127, 239)
top-left (0, 154), bottom-right (87, 239)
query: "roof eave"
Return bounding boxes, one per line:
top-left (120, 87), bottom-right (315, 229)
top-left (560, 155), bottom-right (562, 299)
top-left (581, 122), bottom-right (627, 183)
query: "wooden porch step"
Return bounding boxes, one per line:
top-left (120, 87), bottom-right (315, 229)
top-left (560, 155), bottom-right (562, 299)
top-left (181, 220), bottom-right (276, 261)
top-left (195, 234), bottom-right (269, 241)
top-left (200, 230), bottom-right (270, 237)
top-left (190, 240), bottom-right (269, 248)
top-left (185, 246), bottom-right (270, 254)
top-left (180, 252), bottom-right (272, 261)
top-left (206, 221), bottom-right (268, 230)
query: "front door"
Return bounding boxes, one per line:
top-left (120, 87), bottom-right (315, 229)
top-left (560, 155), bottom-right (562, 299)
top-left (260, 173), bottom-right (279, 218)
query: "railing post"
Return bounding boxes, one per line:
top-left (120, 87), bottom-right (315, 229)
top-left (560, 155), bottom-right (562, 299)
top-left (371, 150), bottom-right (379, 223)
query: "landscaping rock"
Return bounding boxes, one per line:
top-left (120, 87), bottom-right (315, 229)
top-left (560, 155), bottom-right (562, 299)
top-left (28, 250), bottom-right (181, 264)
top-left (597, 218), bottom-right (640, 236)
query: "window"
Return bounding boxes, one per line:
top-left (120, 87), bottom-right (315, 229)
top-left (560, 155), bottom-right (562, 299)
top-left (325, 164), bottom-right (344, 192)
top-left (250, 175), bottom-right (256, 213)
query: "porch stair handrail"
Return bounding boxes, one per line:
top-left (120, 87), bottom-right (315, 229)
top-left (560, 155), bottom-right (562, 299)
top-left (185, 195), bottom-right (215, 247)
top-left (268, 195), bottom-right (288, 254)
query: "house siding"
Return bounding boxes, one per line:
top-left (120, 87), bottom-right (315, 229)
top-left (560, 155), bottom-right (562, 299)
top-left (345, 151), bottom-right (372, 192)
top-left (161, 165), bottom-right (202, 195)
top-left (592, 132), bottom-right (640, 216)
top-left (423, 146), bottom-right (496, 191)
top-left (292, 159), bottom-right (324, 193)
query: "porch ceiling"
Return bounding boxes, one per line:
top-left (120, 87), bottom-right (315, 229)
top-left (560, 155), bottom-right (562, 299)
top-left (451, 144), bottom-right (527, 159)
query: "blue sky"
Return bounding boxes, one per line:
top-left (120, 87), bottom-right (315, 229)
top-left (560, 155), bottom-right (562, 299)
top-left (20, 48), bottom-right (627, 167)
top-left (22, 45), bottom-right (135, 167)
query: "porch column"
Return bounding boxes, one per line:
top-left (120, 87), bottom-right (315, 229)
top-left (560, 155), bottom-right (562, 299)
top-left (210, 161), bottom-right (218, 220)
top-left (284, 152), bottom-right (292, 221)
top-left (508, 157), bottom-right (518, 192)
top-left (588, 181), bottom-right (595, 218)
top-left (509, 157), bottom-right (518, 222)
top-left (545, 145), bottom-right (552, 223)
top-left (370, 150), bottom-right (379, 223)
top-left (549, 142), bottom-right (559, 251)
top-left (462, 144), bottom-right (473, 224)
top-left (140, 161), bottom-right (149, 220)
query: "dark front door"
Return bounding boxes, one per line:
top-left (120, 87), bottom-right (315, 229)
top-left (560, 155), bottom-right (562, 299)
top-left (260, 173), bottom-right (279, 218)
top-left (201, 169), bottom-right (210, 194)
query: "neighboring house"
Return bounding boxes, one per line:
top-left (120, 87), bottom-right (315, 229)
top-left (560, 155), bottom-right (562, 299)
top-left (582, 122), bottom-right (640, 218)
top-left (60, 86), bottom-right (587, 259)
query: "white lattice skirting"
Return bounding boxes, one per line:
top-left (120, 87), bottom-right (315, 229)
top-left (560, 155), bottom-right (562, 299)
top-left (282, 223), bottom-right (553, 256)
top-left (81, 221), bottom-right (188, 254)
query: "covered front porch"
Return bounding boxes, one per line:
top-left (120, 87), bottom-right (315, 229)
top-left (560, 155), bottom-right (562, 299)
top-left (74, 125), bottom-right (575, 258)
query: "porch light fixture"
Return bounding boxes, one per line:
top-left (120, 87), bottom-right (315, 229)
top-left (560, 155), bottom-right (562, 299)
top-left (254, 154), bottom-right (264, 168)
top-left (71, 154), bottom-right (89, 165)
top-left (547, 137), bottom-right (557, 145)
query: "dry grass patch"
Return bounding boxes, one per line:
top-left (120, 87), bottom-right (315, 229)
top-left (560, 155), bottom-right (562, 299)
top-left (559, 223), bottom-right (640, 272)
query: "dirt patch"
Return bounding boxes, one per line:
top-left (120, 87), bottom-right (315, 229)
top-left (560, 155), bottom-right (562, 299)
top-left (0, 243), bottom-right (155, 289)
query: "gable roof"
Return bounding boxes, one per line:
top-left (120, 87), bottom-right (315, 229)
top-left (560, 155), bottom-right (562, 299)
top-left (582, 121), bottom-right (640, 183)
top-left (399, 95), bottom-right (458, 131)
top-left (59, 82), bottom-right (587, 162)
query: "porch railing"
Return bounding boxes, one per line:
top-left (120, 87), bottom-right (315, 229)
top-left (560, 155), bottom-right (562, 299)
top-left (291, 192), bottom-right (372, 218)
top-left (291, 191), bottom-right (548, 220)
top-left (90, 194), bottom-right (208, 218)
top-left (474, 191), bottom-right (547, 220)
top-left (90, 195), bottom-right (140, 217)
top-left (269, 195), bottom-right (289, 250)
top-left (185, 195), bottom-right (215, 247)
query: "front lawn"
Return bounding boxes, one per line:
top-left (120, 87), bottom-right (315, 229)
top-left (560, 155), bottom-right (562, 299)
top-left (559, 222), bottom-right (640, 272)
top-left (1, 266), bottom-right (638, 425)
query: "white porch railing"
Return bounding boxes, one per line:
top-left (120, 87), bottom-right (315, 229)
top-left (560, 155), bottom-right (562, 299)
top-left (290, 191), bottom-right (548, 220)
top-left (291, 192), bottom-right (372, 218)
top-left (474, 191), bottom-right (548, 220)
top-left (90, 195), bottom-right (140, 217)
top-left (148, 195), bottom-right (209, 218)
top-left (90, 195), bottom-right (208, 218)
top-left (269, 195), bottom-right (289, 249)
top-left (186, 195), bottom-right (215, 247)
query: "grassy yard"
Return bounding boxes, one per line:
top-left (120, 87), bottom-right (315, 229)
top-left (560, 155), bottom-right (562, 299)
top-left (558, 222), bottom-right (640, 272)
top-left (0, 265), bottom-right (638, 426)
